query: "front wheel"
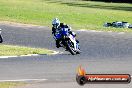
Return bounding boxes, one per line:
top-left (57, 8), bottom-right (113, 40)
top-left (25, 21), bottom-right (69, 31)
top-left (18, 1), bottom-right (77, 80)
top-left (76, 50), bottom-right (81, 54)
top-left (66, 41), bottom-right (76, 55)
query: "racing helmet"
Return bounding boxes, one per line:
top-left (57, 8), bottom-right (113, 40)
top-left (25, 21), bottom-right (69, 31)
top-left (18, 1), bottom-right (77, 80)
top-left (52, 18), bottom-right (60, 29)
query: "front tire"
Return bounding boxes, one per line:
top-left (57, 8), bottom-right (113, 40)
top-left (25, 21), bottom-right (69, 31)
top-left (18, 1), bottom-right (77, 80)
top-left (0, 35), bottom-right (3, 43)
top-left (76, 50), bottom-right (80, 54)
top-left (66, 41), bottom-right (76, 55)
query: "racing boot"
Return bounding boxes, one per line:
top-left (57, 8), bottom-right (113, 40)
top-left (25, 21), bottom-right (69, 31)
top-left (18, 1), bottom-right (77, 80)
top-left (56, 40), bottom-right (61, 48)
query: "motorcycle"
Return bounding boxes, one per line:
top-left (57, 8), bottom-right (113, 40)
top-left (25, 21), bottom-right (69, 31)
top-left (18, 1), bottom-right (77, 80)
top-left (54, 27), bottom-right (80, 55)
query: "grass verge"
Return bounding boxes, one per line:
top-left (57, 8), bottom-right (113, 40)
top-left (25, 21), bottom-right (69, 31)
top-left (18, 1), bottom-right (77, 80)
top-left (0, 0), bottom-right (132, 32)
top-left (0, 44), bottom-right (53, 56)
top-left (0, 82), bottom-right (25, 88)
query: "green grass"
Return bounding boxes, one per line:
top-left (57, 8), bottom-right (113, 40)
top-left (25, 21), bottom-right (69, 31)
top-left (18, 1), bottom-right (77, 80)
top-left (0, 44), bottom-right (53, 56)
top-left (0, 82), bottom-right (24, 88)
top-left (0, 0), bottom-right (132, 32)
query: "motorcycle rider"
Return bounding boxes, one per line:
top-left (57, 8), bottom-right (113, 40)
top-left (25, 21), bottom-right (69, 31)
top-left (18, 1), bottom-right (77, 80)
top-left (52, 18), bottom-right (79, 48)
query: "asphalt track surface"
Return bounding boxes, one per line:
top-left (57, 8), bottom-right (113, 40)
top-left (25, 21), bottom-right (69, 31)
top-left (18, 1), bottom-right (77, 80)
top-left (0, 23), bottom-right (132, 88)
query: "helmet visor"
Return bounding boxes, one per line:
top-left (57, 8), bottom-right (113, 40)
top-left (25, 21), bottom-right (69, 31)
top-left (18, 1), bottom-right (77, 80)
top-left (53, 23), bottom-right (59, 28)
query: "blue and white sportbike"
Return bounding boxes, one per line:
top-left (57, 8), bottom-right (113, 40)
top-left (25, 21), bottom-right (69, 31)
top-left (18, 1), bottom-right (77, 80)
top-left (54, 28), bottom-right (80, 55)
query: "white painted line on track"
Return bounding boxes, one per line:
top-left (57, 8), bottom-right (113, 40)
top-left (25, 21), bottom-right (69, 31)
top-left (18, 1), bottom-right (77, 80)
top-left (77, 29), bottom-right (103, 32)
top-left (118, 32), bottom-right (125, 34)
top-left (0, 56), bottom-right (18, 58)
top-left (77, 29), bottom-right (103, 33)
top-left (0, 55), bottom-right (40, 59)
top-left (77, 29), bottom-right (126, 35)
top-left (0, 79), bottom-right (48, 82)
top-left (52, 51), bottom-right (60, 55)
top-left (76, 29), bottom-right (86, 32)
top-left (0, 50), bottom-right (61, 58)
top-left (51, 51), bottom-right (63, 55)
